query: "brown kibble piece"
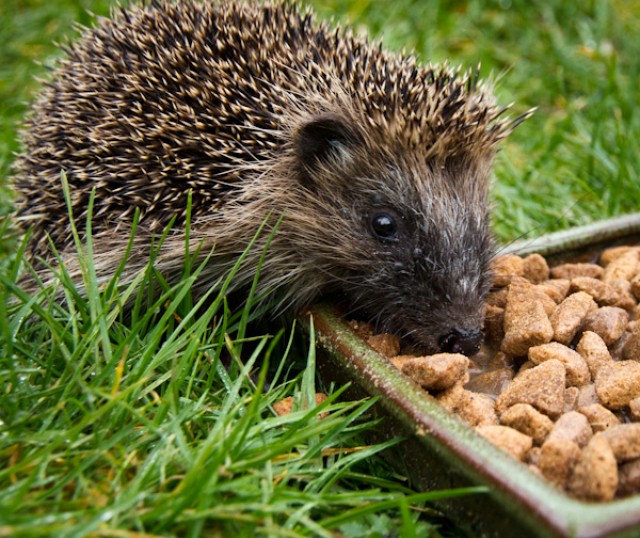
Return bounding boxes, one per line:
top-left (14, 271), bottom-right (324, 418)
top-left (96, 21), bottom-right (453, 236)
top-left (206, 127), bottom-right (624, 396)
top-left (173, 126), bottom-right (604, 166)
top-left (525, 280), bottom-right (558, 316)
top-left (522, 253), bottom-right (549, 284)
top-left (540, 439), bottom-right (581, 489)
top-left (609, 278), bottom-right (637, 310)
top-left (273, 393), bottom-right (328, 417)
top-left (629, 398), bottom-right (640, 421)
top-left (550, 291), bottom-right (597, 345)
top-left (367, 333), bottom-right (401, 357)
top-left (631, 274), bottom-right (640, 302)
top-left (392, 353), bottom-right (469, 391)
top-left (538, 279), bottom-right (571, 304)
top-left (570, 277), bottom-right (620, 307)
top-left (492, 255), bottom-right (525, 287)
top-left (388, 355), bottom-right (416, 369)
top-left (618, 459), bottom-right (640, 497)
top-left (436, 384), bottom-right (497, 427)
top-left (595, 361), bottom-right (640, 409)
top-left (496, 360), bottom-right (566, 418)
top-left (623, 324), bottom-right (640, 361)
top-left (568, 435), bottom-right (618, 502)
top-left (476, 425), bottom-right (532, 461)
top-left (509, 277), bottom-right (557, 316)
top-left (600, 246), bottom-right (640, 266)
top-left (629, 319), bottom-right (640, 332)
top-left (583, 306), bottom-right (629, 346)
top-left (602, 250), bottom-right (639, 283)
top-left (502, 280), bottom-right (553, 356)
top-left (578, 404), bottom-right (621, 432)
top-left (600, 424), bottom-right (640, 462)
top-left (500, 403), bottom-right (554, 445)
top-left (547, 411), bottom-right (593, 447)
top-left (273, 398), bottom-right (294, 416)
top-left (535, 287), bottom-right (562, 317)
top-left (502, 277), bottom-right (532, 306)
top-left (528, 342), bottom-right (590, 387)
top-left (458, 391), bottom-right (498, 427)
top-left (435, 382), bottom-right (466, 411)
top-left (576, 331), bottom-right (613, 379)
top-left (550, 263), bottom-right (604, 280)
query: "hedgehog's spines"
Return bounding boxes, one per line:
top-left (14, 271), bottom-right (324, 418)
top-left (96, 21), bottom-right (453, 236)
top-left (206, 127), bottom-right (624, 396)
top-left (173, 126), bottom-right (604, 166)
top-left (13, 0), bottom-right (527, 352)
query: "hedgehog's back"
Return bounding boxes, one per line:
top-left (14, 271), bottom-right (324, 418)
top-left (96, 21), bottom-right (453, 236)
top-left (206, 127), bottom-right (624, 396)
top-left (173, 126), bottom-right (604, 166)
top-left (13, 0), bottom-right (514, 265)
top-left (13, 1), bottom-right (329, 258)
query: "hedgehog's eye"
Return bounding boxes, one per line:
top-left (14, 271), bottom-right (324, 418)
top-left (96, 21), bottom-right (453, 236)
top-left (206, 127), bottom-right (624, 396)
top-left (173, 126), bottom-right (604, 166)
top-left (370, 211), bottom-right (398, 241)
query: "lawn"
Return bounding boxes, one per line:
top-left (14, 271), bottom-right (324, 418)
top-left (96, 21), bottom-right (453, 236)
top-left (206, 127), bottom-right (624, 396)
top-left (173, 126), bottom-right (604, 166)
top-left (1, 0), bottom-right (639, 536)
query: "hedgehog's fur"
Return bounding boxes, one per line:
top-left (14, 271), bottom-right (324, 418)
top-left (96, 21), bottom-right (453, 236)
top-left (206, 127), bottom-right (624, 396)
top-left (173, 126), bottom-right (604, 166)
top-left (13, 0), bottom-right (529, 354)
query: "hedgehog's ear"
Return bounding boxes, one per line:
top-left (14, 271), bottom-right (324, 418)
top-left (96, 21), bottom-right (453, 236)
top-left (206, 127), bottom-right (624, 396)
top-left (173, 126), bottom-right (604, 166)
top-left (295, 114), bottom-right (358, 183)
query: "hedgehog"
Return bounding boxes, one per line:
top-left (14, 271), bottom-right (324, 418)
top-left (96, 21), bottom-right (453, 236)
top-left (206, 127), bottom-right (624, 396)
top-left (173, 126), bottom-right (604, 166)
top-left (12, 0), bottom-right (530, 355)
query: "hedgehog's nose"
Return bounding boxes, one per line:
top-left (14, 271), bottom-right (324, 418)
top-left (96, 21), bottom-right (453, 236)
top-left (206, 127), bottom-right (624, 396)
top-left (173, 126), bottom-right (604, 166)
top-left (439, 327), bottom-right (483, 356)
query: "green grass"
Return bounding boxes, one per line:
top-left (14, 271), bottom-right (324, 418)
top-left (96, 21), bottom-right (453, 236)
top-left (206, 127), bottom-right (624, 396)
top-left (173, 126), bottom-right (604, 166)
top-left (1, 0), bottom-right (640, 536)
top-left (1, 201), bottom-right (481, 536)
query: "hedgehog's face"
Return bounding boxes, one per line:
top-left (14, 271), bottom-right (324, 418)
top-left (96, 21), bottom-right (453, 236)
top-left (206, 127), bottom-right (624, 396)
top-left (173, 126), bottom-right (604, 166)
top-left (293, 113), bottom-right (494, 356)
top-left (355, 189), bottom-right (494, 356)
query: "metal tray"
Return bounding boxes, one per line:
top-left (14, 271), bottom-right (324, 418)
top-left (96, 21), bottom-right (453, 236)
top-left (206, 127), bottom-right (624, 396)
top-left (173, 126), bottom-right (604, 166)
top-left (305, 213), bottom-right (640, 538)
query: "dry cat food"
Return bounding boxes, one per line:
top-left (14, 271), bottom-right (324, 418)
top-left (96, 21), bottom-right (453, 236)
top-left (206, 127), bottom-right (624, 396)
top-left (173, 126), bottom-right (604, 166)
top-left (351, 245), bottom-right (640, 502)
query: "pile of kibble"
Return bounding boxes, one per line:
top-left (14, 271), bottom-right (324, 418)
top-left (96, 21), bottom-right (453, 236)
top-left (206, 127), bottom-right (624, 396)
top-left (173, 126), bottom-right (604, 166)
top-left (352, 245), bottom-right (640, 502)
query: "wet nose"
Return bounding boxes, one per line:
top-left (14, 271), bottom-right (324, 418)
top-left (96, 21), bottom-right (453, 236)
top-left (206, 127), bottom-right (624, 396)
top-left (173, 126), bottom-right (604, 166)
top-left (439, 327), bottom-right (483, 356)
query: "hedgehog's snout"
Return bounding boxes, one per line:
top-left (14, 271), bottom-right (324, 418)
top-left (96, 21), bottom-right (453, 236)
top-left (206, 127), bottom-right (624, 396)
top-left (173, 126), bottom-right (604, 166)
top-left (438, 326), bottom-right (483, 356)
top-left (396, 259), bottom-right (489, 357)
